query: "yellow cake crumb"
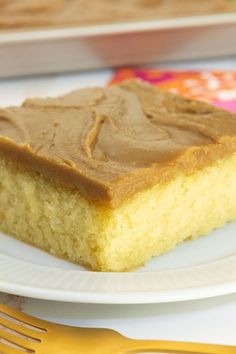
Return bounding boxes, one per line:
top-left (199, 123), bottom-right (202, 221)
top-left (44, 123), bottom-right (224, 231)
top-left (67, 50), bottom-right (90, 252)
top-left (1, 153), bottom-right (236, 272)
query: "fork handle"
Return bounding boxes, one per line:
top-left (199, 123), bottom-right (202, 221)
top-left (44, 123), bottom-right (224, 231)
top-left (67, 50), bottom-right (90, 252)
top-left (124, 339), bottom-right (236, 353)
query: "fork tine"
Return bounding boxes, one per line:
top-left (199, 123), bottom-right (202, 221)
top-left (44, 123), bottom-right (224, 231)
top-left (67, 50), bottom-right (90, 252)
top-left (0, 317), bottom-right (42, 342)
top-left (0, 305), bottom-right (46, 330)
top-left (0, 341), bottom-right (28, 354)
top-left (0, 328), bottom-right (34, 353)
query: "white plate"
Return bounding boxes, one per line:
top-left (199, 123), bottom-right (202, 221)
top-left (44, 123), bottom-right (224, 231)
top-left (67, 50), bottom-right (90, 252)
top-left (1, 221), bottom-right (236, 304)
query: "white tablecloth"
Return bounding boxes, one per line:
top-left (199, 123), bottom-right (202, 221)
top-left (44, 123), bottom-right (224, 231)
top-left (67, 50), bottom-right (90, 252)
top-left (1, 56), bottom-right (236, 346)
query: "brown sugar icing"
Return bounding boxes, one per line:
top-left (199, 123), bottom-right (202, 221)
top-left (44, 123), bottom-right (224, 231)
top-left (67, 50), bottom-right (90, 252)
top-left (0, 79), bottom-right (236, 207)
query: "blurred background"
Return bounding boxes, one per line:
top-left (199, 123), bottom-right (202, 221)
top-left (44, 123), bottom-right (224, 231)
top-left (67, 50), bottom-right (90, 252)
top-left (0, 0), bottom-right (236, 77)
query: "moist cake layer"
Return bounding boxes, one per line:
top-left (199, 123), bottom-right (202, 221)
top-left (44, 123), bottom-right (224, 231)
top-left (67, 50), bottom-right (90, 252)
top-left (0, 0), bottom-right (232, 29)
top-left (1, 153), bottom-right (236, 271)
top-left (0, 79), bottom-right (236, 208)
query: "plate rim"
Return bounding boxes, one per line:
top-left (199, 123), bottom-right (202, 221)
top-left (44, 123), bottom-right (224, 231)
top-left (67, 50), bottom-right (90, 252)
top-left (1, 251), bottom-right (236, 304)
top-left (1, 277), bottom-right (236, 304)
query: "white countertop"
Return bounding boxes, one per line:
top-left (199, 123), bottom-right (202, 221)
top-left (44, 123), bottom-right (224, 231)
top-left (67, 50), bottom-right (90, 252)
top-left (1, 56), bottom-right (236, 347)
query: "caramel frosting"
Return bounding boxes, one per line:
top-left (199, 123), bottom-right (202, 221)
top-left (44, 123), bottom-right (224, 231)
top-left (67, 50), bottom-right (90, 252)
top-left (0, 0), bottom-right (232, 29)
top-left (1, 79), bottom-right (236, 208)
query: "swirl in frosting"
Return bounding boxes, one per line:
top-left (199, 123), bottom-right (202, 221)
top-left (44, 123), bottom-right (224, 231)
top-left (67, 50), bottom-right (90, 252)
top-left (0, 79), bottom-right (236, 207)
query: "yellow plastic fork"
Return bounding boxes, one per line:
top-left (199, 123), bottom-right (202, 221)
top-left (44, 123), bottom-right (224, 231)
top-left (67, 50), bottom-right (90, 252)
top-left (0, 304), bottom-right (235, 354)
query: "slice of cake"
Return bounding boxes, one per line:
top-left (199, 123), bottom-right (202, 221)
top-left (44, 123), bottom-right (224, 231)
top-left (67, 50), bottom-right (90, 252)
top-left (1, 79), bottom-right (236, 272)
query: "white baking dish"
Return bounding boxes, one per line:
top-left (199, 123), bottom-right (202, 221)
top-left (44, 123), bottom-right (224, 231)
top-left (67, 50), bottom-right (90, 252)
top-left (0, 13), bottom-right (236, 78)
